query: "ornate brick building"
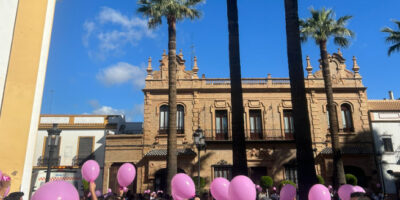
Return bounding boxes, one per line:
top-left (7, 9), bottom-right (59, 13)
top-left (103, 50), bottom-right (377, 193)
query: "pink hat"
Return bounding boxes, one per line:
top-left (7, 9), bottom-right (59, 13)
top-left (273, 187), bottom-right (276, 191)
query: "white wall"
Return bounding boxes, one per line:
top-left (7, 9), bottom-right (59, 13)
top-left (33, 129), bottom-right (106, 167)
top-left (371, 111), bottom-right (400, 195)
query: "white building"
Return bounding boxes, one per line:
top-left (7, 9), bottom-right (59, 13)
top-left (369, 96), bottom-right (400, 198)
top-left (30, 114), bottom-right (125, 196)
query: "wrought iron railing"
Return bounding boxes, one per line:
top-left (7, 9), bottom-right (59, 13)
top-left (37, 156), bottom-right (61, 167)
top-left (72, 154), bottom-right (95, 166)
top-left (158, 128), bottom-right (185, 134)
top-left (203, 129), bottom-right (295, 141)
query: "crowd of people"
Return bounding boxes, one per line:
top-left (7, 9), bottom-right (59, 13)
top-left (0, 173), bottom-right (386, 200)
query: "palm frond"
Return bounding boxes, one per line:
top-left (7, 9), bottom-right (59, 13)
top-left (334, 36), bottom-right (349, 48)
top-left (300, 7), bottom-right (353, 48)
top-left (388, 42), bottom-right (400, 56)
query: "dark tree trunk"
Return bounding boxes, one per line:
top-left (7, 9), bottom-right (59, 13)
top-left (319, 41), bottom-right (346, 191)
top-left (166, 17), bottom-right (177, 195)
top-left (226, 0), bottom-right (248, 177)
top-left (284, 0), bottom-right (318, 199)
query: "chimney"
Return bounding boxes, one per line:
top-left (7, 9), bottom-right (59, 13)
top-left (389, 91), bottom-right (394, 100)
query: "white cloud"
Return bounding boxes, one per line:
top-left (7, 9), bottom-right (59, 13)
top-left (82, 21), bottom-right (95, 47)
top-left (92, 106), bottom-right (125, 115)
top-left (96, 62), bottom-right (146, 88)
top-left (87, 100), bottom-right (144, 121)
top-left (83, 7), bottom-right (155, 58)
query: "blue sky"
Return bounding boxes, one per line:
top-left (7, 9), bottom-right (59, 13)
top-left (42, 0), bottom-right (400, 121)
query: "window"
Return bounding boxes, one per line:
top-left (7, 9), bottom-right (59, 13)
top-left (383, 138), bottom-right (394, 152)
top-left (283, 110), bottom-right (294, 134)
top-left (214, 166), bottom-right (232, 180)
top-left (249, 110), bottom-right (263, 139)
top-left (326, 105), bottom-right (339, 130)
top-left (341, 104), bottom-right (354, 132)
top-left (77, 137), bottom-right (94, 163)
top-left (42, 136), bottom-right (61, 166)
top-left (159, 105), bottom-right (184, 134)
top-left (215, 110), bottom-right (228, 139)
top-left (285, 165), bottom-right (298, 184)
top-left (159, 105), bottom-right (169, 133)
top-left (177, 105), bottom-right (184, 134)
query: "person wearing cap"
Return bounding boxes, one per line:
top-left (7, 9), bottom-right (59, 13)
top-left (4, 192), bottom-right (23, 200)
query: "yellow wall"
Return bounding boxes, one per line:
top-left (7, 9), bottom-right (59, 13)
top-left (0, 0), bottom-right (50, 192)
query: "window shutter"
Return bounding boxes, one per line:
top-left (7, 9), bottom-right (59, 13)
top-left (78, 137), bottom-right (93, 159)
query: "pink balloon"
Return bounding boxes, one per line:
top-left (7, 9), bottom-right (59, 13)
top-left (81, 160), bottom-right (100, 182)
top-left (95, 190), bottom-right (102, 197)
top-left (117, 163), bottom-right (136, 187)
top-left (172, 191), bottom-right (185, 200)
top-left (171, 173), bottom-right (196, 199)
top-left (338, 184), bottom-right (356, 200)
top-left (31, 181), bottom-right (79, 200)
top-left (280, 184), bottom-right (296, 200)
top-left (308, 184), bottom-right (331, 200)
top-left (228, 176), bottom-right (256, 200)
top-left (210, 177), bottom-right (230, 200)
top-left (353, 186), bottom-right (365, 193)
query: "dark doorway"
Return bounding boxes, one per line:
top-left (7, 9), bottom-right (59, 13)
top-left (109, 163), bottom-right (137, 194)
top-left (154, 168), bottom-right (185, 192)
top-left (249, 167), bottom-right (267, 185)
top-left (344, 165), bottom-right (367, 187)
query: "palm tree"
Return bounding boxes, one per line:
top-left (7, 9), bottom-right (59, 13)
top-left (226, 0), bottom-right (248, 176)
top-left (137, 0), bottom-right (203, 194)
top-left (300, 8), bottom-right (354, 190)
top-left (382, 20), bottom-right (400, 56)
top-left (283, 0), bottom-right (318, 199)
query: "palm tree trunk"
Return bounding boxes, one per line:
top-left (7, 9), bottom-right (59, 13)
top-left (166, 17), bottom-right (177, 195)
top-left (226, 0), bottom-right (248, 177)
top-left (283, 0), bottom-right (318, 199)
top-left (319, 41), bottom-right (346, 191)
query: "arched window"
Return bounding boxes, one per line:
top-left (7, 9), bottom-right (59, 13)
top-left (177, 105), bottom-right (184, 134)
top-left (341, 104), bottom-right (354, 132)
top-left (159, 105), bottom-right (169, 133)
top-left (326, 105), bottom-right (339, 130)
top-left (159, 105), bottom-right (185, 134)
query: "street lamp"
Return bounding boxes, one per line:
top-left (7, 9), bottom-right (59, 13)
top-left (45, 123), bottom-right (61, 182)
top-left (193, 127), bottom-right (206, 195)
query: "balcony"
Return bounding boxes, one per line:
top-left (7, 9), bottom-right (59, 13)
top-left (158, 128), bottom-right (185, 135)
top-left (204, 129), bottom-right (295, 142)
top-left (72, 154), bottom-right (95, 166)
top-left (37, 156), bottom-right (61, 167)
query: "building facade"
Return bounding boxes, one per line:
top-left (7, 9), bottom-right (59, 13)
top-left (369, 98), bottom-right (400, 199)
top-left (0, 0), bottom-right (56, 197)
top-left (104, 50), bottom-right (378, 194)
top-left (31, 115), bottom-right (125, 196)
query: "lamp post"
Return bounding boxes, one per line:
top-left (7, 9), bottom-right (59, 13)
top-left (45, 123), bottom-right (61, 182)
top-left (193, 127), bottom-right (206, 195)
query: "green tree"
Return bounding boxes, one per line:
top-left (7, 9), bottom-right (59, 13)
top-left (300, 8), bottom-right (354, 190)
top-left (283, 0), bottom-right (318, 199)
top-left (345, 174), bottom-right (358, 186)
top-left (137, 0), bottom-right (203, 194)
top-left (226, 0), bottom-right (248, 176)
top-left (317, 175), bottom-right (325, 185)
top-left (382, 20), bottom-right (400, 56)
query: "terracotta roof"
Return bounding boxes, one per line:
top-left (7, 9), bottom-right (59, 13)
top-left (368, 100), bottom-right (400, 111)
top-left (144, 148), bottom-right (196, 157)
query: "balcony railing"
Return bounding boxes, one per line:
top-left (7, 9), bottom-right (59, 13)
top-left (37, 156), bottom-right (61, 167)
top-left (72, 154), bottom-right (95, 166)
top-left (204, 129), bottom-right (295, 142)
top-left (158, 128), bottom-right (185, 134)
